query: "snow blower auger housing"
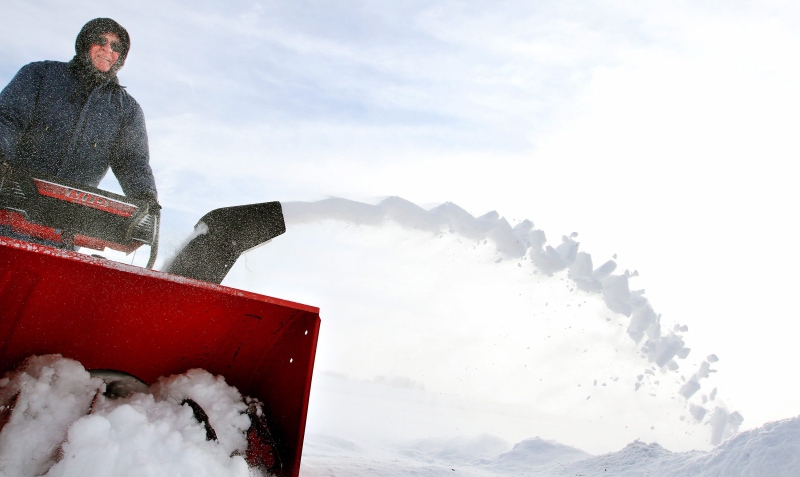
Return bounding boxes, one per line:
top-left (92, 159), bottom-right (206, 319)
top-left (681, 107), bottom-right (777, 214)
top-left (0, 164), bottom-right (320, 477)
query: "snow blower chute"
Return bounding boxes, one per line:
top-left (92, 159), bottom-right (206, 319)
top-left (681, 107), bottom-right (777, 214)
top-left (0, 163), bottom-right (320, 477)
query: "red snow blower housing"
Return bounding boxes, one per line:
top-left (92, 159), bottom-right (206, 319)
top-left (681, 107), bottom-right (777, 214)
top-left (0, 163), bottom-right (320, 477)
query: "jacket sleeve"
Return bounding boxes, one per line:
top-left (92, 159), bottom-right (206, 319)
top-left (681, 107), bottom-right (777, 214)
top-left (0, 63), bottom-right (43, 161)
top-left (109, 98), bottom-right (158, 199)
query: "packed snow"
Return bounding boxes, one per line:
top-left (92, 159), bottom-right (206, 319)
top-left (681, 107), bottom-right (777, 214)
top-left (3, 197), bottom-right (798, 476)
top-left (0, 355), bottom-right (253, 476)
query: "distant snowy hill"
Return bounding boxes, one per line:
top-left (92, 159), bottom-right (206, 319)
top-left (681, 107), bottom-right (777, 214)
top-left (301, 376), bottom-right (800, 477)
top-left (301, 373), bottom-right (799, 476)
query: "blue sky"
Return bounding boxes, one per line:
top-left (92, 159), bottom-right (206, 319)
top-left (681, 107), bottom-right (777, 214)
top-left (3, 0), bottom-right (800, 430)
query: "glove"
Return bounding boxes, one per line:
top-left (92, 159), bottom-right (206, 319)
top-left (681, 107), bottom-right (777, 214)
top-left (132, 191), bottom-right (161, 213)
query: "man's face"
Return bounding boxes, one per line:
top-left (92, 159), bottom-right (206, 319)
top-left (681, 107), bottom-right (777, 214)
top-left (88, 32), bottom-right (122, 73)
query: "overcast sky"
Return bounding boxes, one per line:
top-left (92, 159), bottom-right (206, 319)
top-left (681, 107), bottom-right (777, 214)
top-left (2, 0), bottom-right (799, 428)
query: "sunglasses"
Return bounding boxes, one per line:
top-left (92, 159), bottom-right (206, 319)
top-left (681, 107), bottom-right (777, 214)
top-left (94, 35), bottom-right (124, 53)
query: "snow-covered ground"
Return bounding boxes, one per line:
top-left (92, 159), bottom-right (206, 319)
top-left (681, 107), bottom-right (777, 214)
top-left (2, 355), bottom-right (798, 477)
top-left (2, 197), bottom-right (798, 476)
top-left (302, 373), bottom-right (800, 477)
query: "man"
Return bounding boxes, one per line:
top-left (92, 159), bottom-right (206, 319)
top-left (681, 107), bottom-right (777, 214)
top-left (0, 18), bottom-right (158, 210)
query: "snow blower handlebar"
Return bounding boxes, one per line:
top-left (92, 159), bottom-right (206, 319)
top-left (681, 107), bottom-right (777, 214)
top-left (0, 163), bottom-right (160, 267)
top-left (145, 206), bottom-right (160, 269)
top-left (0, 163), bottom-right (286, 283)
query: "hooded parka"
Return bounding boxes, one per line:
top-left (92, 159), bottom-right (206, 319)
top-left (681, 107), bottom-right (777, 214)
top-left (0, 18), bottom-right (157, 199)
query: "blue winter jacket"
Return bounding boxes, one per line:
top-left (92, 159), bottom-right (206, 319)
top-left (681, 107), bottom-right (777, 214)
top-left (0, 61), bottom-right (157, 198)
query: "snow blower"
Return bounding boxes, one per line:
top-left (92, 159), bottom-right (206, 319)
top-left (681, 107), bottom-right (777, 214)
top-left (0, 163), bottom-right (320, 477)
